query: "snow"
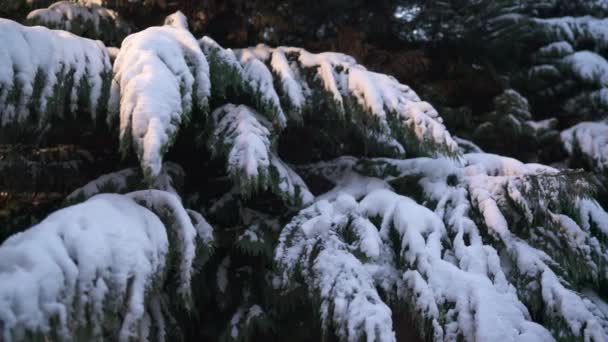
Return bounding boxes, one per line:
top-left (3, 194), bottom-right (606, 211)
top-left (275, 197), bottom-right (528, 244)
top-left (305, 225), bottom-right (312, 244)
top-left (201, 40), bottom-right (458, 157)
top-left (269, 154), bottom-right (314, 206)
top-left (209, 104), bottom-right (272, 192)
top-left (526, 118), bottom-right (558, 132)
top-left (26, 1), bottom-right (131, 43)
top-left (199, 36), bottom-right (239, 66)
top-left (454, 136), bottom-right (483, 153)
top-left (0, 18), bottom-right (111, 127)
top-left (187, 209), bottom-right (215, 246)
top-left (270, 48), bottom-right (305, 119)
top-left (107, 46), bottom-right (120, 60)
top-left (217, 256), bottom-right (230, 294)
top-left (292, 154), bottom-right (608, 340)
top-left (199, 36), bottom-right (242, 74)
top-left (228, 305), bottom-right (264, 339)
top-left (199, 36), bottom-right (244, 103)
top-left (459, 155), bottom-right (608, 340)
top-left (66, 167), bottom-right (139, 202)
top-left (276, 186), bottom-right (554, 341)
top-left (239, 226), bottom-right (261, 243)
top-left (126, 190), bottom-right (198, 306)
top-left (275, 196), bottom-right (395, 342)
top-left (163, 10), bottom-right (187, 30)
top-left (536, 41), bottom-right (574, 58)
top-left (535, 16), bottom-right (608, 51)
top-left (207, 104), bottom-right (312, 205)
top-left (3, 13), bottom-right (608, 340)
top-left (316, 172), bottom-right (391, 202)
top-left (237, 51), bottom-right (287, 128)
top-left (541, 270), bottom-right (606, 341)
top-left (232, 44), bottom-right (458, 157)
top-left (583, 289), bottom-right (608, 319)
top-left (361, 189), bottom-right (552, 342)
top-left (562, 51), bottom-right (608, 87)
top-left (561, 121), bottom-right (608, 172)
top-left (464, 152), bottom-right (557, 177)
top-left (110, 14), bottom-right (210, 178)
top-left (578, 198), bottom-right (608, 237)
top-left (0, 194), bottom-right (168, 341)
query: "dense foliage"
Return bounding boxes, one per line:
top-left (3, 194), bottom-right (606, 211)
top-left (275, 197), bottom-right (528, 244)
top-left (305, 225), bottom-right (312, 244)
top-left (1, 1), bottom-right (608, 341)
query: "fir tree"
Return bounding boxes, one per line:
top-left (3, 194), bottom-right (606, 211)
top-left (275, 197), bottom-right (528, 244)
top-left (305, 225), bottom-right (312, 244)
top-left (1, 3), bottom-right (608, 342)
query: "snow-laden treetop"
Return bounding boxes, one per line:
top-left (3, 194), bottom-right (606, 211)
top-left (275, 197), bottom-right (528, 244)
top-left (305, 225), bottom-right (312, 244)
top-left (2, 9), bottom-right (608, 342)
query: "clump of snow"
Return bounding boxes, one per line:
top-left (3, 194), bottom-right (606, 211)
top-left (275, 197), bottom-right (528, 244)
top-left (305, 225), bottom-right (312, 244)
top-left (208, 103), bottom-right (312, 206)
top-left (269, 155), bottom-right (314, 206)
top-left (535, 41), bottom-right (575, 59)
top-left (26, 1), bottom-right (132, 45)
top-left (163, 10), bottom-right (187, 29)
top-left (578, 198), bottom-right (608, 238)
top-left (275, 195), bottom-right (396, 342)
top-left (562, 51), bottom-right (608, 87)
top-left (127, 190), bottom-right (198, 306)
top-left (361, 189), bottom-right (552, 342)
top-left (526, 17), bottom-right (608, 118)
top-left (209, 104), bottom-right (272, 194)
top-left (0, 194), bottom-right (168, 341)
top-left (202, 39), bottom-right (457, 157)
top-left (270, 48), bottom-right (305, 120)
top-left (459, 155), bottom-right (608, 340)
top-left (564, 88), bottom-right (608, 117)
top-left (106, 46), bottom-right (120, 61)
top-left (216, 256), bottom-right (230, 294)
top-left (187, 209), bottom-right (215, 246)
top-left (454, 136), bottom-right (483, 153)
top-left (237, 49), bottom-right (287, 128)
top-left (561, 121), bottom-right (608, 172)
top-left (227, 305), bottom-right (265, 340)
top-left (0, 18), bottom-right (112, 128)
top-left (110, 14), bottom-right (210, 178)
top-left (534, 16), bottom-right (608, 52)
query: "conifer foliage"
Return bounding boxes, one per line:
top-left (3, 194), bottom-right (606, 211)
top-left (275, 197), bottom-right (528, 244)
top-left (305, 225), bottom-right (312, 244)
top-left (1, 3), bottom-right (608, 342)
